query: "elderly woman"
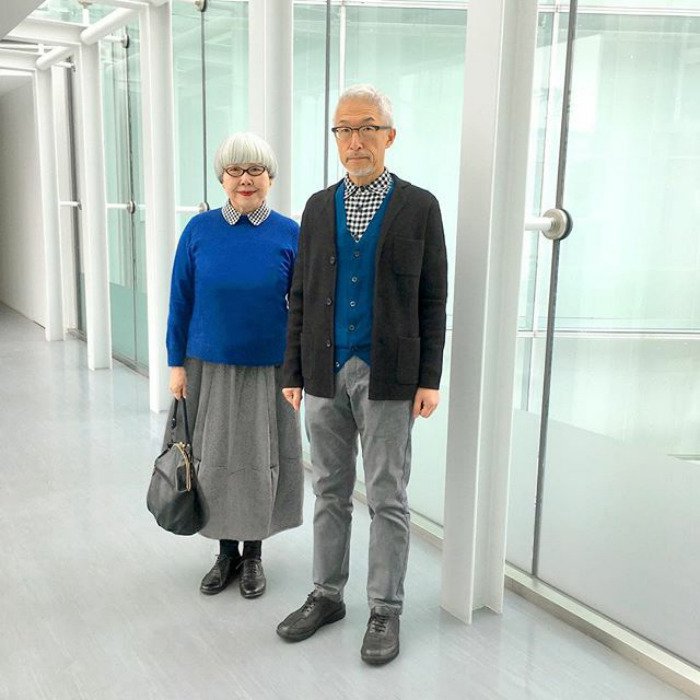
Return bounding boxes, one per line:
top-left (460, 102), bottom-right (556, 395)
top-left (166, 132), bottom-right (303, 598)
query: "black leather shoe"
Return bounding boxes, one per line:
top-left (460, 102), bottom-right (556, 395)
top-left (199, 554), bottom-right (242, 595)
top-left (276, 592), bottom-right (346, 641)
top-left (360, 611), bottom-right (400, 665)
top-left (239, 558), bottom-right (266, 598)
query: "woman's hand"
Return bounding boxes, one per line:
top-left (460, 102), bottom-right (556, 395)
top-left (282, 387), bottom-right (302, 411)
top-left (169, 366), bottom-right (187, 399)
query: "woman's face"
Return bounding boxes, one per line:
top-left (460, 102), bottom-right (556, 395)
top-left (222, 163), bottom-right (273, 213)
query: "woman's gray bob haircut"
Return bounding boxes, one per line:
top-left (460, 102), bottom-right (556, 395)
top-left (214, 132), bottom-right (278, 182)
top-left (336, 84), bottom-right (394, 127)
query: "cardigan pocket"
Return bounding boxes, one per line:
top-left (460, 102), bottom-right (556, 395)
top-left (396, 336), bottom-right (421, 384)
top-left (301, 332), bottom-right (315, 379)
top-left (392, 237), bottom-right (424, 276)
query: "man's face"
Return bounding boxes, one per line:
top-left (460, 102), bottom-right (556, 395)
top-left (333, 97), bottom-right (396, 185)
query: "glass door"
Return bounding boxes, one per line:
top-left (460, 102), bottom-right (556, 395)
top-left (172, 0), bottom-right (249, 231)
top-left (101, 23), bottom-right (148, 371)
top-left (508, 2), bottom-right (700, 668)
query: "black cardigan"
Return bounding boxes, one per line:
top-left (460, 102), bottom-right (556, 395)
top-left (282, 175), bottom-right (448, 400)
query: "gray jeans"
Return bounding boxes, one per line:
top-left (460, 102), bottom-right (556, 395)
top-left (304, 357), bottom-right (414, 616)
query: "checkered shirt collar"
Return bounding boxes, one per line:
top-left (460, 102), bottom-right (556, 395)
top-left (343, 168), bottom-right (392, 200)
top-left (221, 200), bottom-right (271, 226)
top-left (342, 168), bottom-right (393, 241)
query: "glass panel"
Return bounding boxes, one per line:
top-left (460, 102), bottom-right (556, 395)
top-left (515, 9), bottom-right (700, 666)
top-left (127, 21), bottom-right (148, 370)
top-left (100, 22), bottom-right (146, 369)
top-left (32, 0), bottom-right (111, 23)
top-left (204, 0), bottom-right (248, 207)
top-left (576, 1), bottom-right (700, 8)
top-left (518, 12), bottom-right (557, 333)
top-left (553, 14), bottom-right (700, 334)
top-left (292, 3), bottom-right (341, 214)
top-left (177, 212), bottom-right (197, 235)
top-left (127, 22), bottom-right (145, 208)
top-left (172, 3), bottom-right (205, 208)
top-left (507, 10), bottom-right (558, 572)
top-left (101, 30), bottom-right (135, 364)
top-left (73, 43), bottom-right (86, 334)
top-left (134, 208), bottom-right (149, 367)
top-left (342, 6), bottom-right (468, 528)
top-left (32, 0), bottom-right (82, 23)
top-left (101, 37), bottom-right (130, 206)
top-left (107, 208), bottom-right (136, 360)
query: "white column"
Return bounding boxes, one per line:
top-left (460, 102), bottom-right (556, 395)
top-left (441, 0), bottom-right (539, 622)
top-left (33, 67), bottom-right (64, 341)
top-left (248, 0), bottom-right (293, 216)
top-left (75, 42), bottom-right (112, 370)
top-left (52, 65), bottom-right (79, 333)
top-left (140, 2), bottom-right (176, 412)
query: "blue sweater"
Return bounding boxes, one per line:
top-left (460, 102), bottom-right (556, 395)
top-left (166, 208), bottom-right (299, 367)
top-left (334, 181), bottom-right (393, 371)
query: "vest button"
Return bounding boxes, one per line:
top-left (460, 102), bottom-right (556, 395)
top-left (329, 256), bottom-right (336, 265)
top-left (326, 297), bottom-right (332, 305)
top-left (349, 301), bottom-right (356, 307)
top-left (353, 251), bottom-right (360, 258)
top-left (351, 276), bottom-right (358, 283)
top-left (349, 325), bottom-right (355, 332)
top-left (325, 339), bottom-right (331, 347)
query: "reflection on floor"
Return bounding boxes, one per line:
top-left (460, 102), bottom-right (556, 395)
top-left (0, 304), bottom-right (687, 700)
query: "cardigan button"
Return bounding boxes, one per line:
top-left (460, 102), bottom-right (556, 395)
top-left (351, 276), bottom-right (358, 283)
top-left (353, 251), bottom-right (360, 258)
top-left (326, 297), bottom-right (332, 306)
top-left (349, 301), bottom-right (356, 307)
top-left (325, 339), bottom-right (331, 348)
top-left (329, 256), bottom-right (336, 265)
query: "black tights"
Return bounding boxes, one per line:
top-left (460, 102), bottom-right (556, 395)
top-left (219, 539), bottom-right (262, 560)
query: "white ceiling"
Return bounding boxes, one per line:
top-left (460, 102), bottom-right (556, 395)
top-left (0, 0), bottom-right (46, 39)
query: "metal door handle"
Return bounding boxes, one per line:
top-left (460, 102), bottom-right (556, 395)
top-left (524, 208), bottom-right (573, 240)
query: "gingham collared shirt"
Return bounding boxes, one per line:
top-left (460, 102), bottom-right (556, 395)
top-left (343, 168), bottom-right (393, 241)
top-left (221, 200), bottom-right (271, 226)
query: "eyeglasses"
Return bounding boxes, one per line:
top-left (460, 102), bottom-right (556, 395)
top-left (331, 125), bottom-right (392, 142)
top-left (224, 164), bottom-right (267, 177)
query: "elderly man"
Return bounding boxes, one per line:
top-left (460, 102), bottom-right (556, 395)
top-left (277, 84), bottom-right (447, 665)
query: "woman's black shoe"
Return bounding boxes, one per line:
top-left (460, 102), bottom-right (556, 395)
top-left (239, 558), bottom-right (266, 598)
top-left (200, 554), bottom-right (242, 595)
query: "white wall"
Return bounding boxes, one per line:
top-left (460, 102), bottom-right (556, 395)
top-left (0, 79), bottom-right (46, 326)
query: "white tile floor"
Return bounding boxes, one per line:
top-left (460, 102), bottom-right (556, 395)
top-left (0, 304), bottom-right (689, 699)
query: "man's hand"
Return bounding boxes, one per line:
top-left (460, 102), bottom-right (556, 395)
top-left (169, 366), bottom-right (187, 399)
top-left (412, 387), bottom-right (439, 418)
top-left (282, 387), bottom-right (303, 412)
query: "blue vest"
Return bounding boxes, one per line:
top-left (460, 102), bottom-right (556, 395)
top-left (333, 181), bottom-right (394, 372)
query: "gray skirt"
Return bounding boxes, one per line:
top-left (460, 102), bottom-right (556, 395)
top-left (164, 358), bottom-right (304, 540)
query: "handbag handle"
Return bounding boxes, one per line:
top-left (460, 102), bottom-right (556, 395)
top-left (170, 397), bottom-right (192, 446)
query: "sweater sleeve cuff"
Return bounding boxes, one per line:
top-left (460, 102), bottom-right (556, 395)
top-left (168, 350), bottom-right (185, 367)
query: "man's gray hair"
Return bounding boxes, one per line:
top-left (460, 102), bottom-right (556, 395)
top-left (213, 132), bottom-right (278, 182)
top-left (336, 84), bottom-right (394, 127)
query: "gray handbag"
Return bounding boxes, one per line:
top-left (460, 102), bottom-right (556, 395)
top-left (146, 398), bottom-right (205, 535)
